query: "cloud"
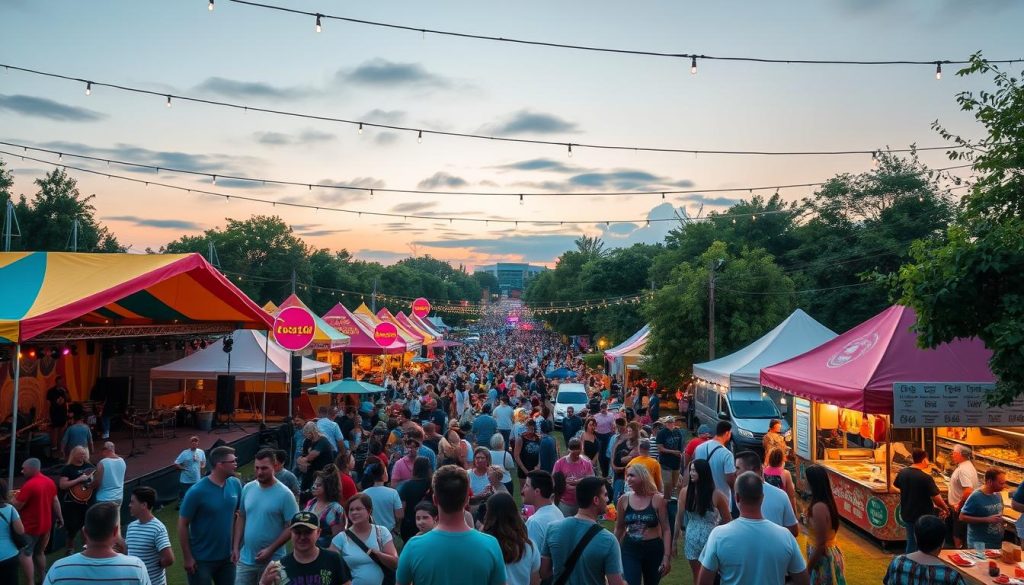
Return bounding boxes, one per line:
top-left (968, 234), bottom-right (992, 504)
top-left (391, 201), bottom-right (439, 214)
top-left (194, 77), bottom-right (314, 100)
top-left (418, 234), bottom-right (579, 263)
top-left (277, 177), bottom-right (385, 206)
top-left (511, 169), bottom-right (695, 192)
top-left (339, 59), bottom-right (452, 89)
top-left (355, 249), bottom-right (410, 264)
top-left (417, 172), bottom-right (468, 190)
top-left (30, 140), bottom-right (262, 175)
top-left (482, 110), bottom-right (578, 135)
top-left (296, 228), bottom-right (348, 237)
top-left (493, 158), bottom-right (581, 173)
top-left (675, 194), bottom-right (742, 207)
top-left (0, 95), bottom-right (105, 122)
top-left (374, 132), bottom-right (401, 146)
top-left (362, 109), bottom-right (407, 124)
top-left (253, 129), bottom-right (336, 146)
top-left (105, 215), bottom-right (203, 230)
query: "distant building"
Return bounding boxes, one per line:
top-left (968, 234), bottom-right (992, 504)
top-left (475, 263), bottom-right (547, 296)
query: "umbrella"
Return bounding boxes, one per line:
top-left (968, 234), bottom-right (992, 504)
top-left (546, 367), bottom-right (578, 379)
top-left (411, 356), bottom-right (434, 363)
top-left (310, 378), bottom-right (388, 395)
top-left (428, 340), bottom-right (463, 348)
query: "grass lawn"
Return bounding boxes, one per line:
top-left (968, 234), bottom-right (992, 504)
top-left (35, 447), bottom-right (892, 585)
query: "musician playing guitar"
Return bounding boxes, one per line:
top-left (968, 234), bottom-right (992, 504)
top-left (58, 445), bottom-right (96, 556)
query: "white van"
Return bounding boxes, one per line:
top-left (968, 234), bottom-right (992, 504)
top-left (553, 383), bottom-right (589, 428)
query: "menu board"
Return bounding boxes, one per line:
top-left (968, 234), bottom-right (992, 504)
top-left (892, 382), bottom-right (1024, 427)
top-left (794, 397), bottom-right (812, 459)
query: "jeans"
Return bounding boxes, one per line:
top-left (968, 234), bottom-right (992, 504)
top-left (597, 432), bottom-right (613, 476)
top-left (188, 558), bottom-right (236, 585)
top-left (235, 562), bottom-right (268, 585)
top-left (621, 538), bottom-right (664, 585)
top-left (904, 525), bottom-right (918, 554)
top-left (613, 478), bottom-right (626, 502)
top-left (499, 430), bottom-right (511, 450)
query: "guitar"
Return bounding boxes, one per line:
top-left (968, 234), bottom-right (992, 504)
top-left (69, 472), bottom-right (96, 504)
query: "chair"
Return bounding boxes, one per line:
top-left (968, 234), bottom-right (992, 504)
top-left (145, 409), bottom-right (177, 439)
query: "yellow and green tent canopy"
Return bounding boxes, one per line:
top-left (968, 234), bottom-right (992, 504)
top-left (275, 294), bottom-right (350, 350)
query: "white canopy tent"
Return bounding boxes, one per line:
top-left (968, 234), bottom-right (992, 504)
top-left (150, 329), bottom-right (331, 418)
top-left (693, 308), bottom-right (837, 388)
top-left (605, 324), bottom-right (650, 377)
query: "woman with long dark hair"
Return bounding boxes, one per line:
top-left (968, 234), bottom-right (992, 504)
top-left (580, 417), bottom-right (601, 474)
top-left (673, 459), bottom-right (731, 583)
top-left (0, 479), bottom-right (26, 582)
top-left (303, 464), bottom-right (346, 548)
top-left (805, 464), bottom-right (847, 585)
top-left (396, 457), bottom-right (433, 542)
top-left (482, 492), bottom-right (540, 585)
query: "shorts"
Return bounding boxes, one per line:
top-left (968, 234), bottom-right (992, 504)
top-left (20, 533), bottom-right (46, 556)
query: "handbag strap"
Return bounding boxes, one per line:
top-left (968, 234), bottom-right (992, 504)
top-left (553, 523), bottom-right (603, 585)
top-left (345, 529), bottom-right (389, 572)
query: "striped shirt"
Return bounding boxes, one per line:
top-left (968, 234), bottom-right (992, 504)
top-left (882, 555), bottom-right (966, 585)
top-left (125, 518), bottom-right (171, 585)
top-left (44, 553), bottom-right (151, 585)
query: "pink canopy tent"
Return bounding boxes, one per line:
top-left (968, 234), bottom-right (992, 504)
top-left (760, 305), bottom-right (995, 414)
top-left (377, 308), bottom-right (425, 345)
top-left (323, 303), bottom-right (406, 354)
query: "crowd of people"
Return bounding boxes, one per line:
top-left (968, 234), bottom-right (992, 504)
top-left (2, 319), bottom-right (1014, 585)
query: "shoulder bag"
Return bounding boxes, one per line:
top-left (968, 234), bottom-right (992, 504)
top-left (1, 506), bottom-right (28, 549)
top-left (553, 523), bottom-right (603, 585)
top-left (345, 528), bottom-right (396, 585)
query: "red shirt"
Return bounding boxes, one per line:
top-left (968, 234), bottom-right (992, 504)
top-left (684, 437), bottom-right (709, 461)
top-left (15, 473), bottom-right (57, 535)
top-left (340, 471), bottom-right (358, 503)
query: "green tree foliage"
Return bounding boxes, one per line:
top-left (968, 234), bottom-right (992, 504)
top-left (895, 55), bottom-right (1024, 405)
top-left (642, 242), bottom-right (795, 385)
top-left (0, 165), bottom-right (124, 252)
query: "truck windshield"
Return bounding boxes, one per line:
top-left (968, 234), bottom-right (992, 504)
top-left (730, 398), bottom-right (780, 419)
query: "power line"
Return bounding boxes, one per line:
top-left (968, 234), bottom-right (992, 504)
top-left (0, 63), bottom-right (991, 159)
top-left (1, 150), bottom-right (802, 225)
top-left (226, 0), bottom-right (1023, 73)
top-left (715, 282), bottom-right (875, 296)
top-left (0, 141), bottom-right (975, 199)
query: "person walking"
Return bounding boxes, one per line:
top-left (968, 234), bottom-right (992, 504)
top-left (58, 446), bottom-right (95, 556)
top-left (13, 458), bottom-right (62, 585)
top-left (60, 413), bottom-right (93, 461)
top-left (272, 449), bottom-right (300, 499)
top-left (947, 445), bottom-right (980, 548)
top-left (303, 465), bottom-right (346, 549)
top-left (125, 486), bottom-right (174, 585)
top-left (655, 417), bottom-right (683, 499)
top-left (538, 420), bottom-right (559, 474)
top-left (0, 479), bottom-right (27, 584)
top-left (540, 476), bottom-right (626, 585)
top-left (178, 445), bottom-right (242, 585)
top-left (883, 516), bottom-right (967, 585)
top-left (523, 470), bottom-right (564, 558)
top-left (894, 449), bottom-right (950, 553)
top-left (764, 448), bottom-right (798, 515)
top-left (488, 435), bottom-right (516, 493)
top-left (691, 422), bottom-right (736, 509)
top-left (614, 464), bottom-right (671, 585)
top-left (259, 511), bottom-right (353, 585)
top-left (317, 405), bottom-right (346, 455)
top-left (762, 419), bottom-right (787, 458)
top-left (697, 472), bottom-right (809, 585)
top-left (397, 457), bottom-right (433, 543)
top-left (46, 377), bottom-right (71, 458)
top-left (552, 438), bottom-right (595, 517)
top-left (674, 459), bottom-right (731, 583)
top-left (959, 468), bottom-right (1008, 550)
top-left (330, 494), bottom-right (399, 585)
top-left (396, 465), bottom-right (506, 585)
top-left (482, 492), bottom-right (541, 585)
top-left (362, 463), bottom-right (404, 535)
top-left (93, 441), bottom-right (127, 506)
top-left (611, 422), bottom-right (641, 501)
top-left (804, 465), bottom-right (847, 585)
top-left (630, 440), bottom-right (663, 494)
top-left (734, 451), bottom-right (798, 537)
top-left (472, 404), bottom-right (498, 450)
top-left (683, 425), bottom-right (712, 472)
top-left (580, 417), bottom-right (601, 475)
top-left (233, 449), bottom-right (300, 585)
top-left (298, 422), bottom-right (335, 498)
top-left (514, 423), bottom-right (542, 481)
top-left (42, 502), bottom-right (149, 585)
top-left (494, 396), bottom-right (515, 450)
top-left (561, 407), bottom-right (583, 447)
top-left (175, 436), bottom-right (207, 508)
top-left (593, 403), bottom-right (618, 476)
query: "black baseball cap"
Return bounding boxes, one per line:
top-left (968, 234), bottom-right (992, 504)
top-left (290, 511), bottom-right (319, 530)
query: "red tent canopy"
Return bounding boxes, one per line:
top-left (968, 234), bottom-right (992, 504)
top-left (323, 303), bottom-right (406, 355)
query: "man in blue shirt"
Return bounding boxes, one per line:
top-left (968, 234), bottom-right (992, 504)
top-left (233, 449), bottom-right (299, 585)
top-left (960, 468), bottom-right (1008, 549)
top-left (179, 445), bottom-right (242, 585)
top-left (472, 404), bottom-right (498, 449)
top-left (538, 420), bottom-right (559, 474)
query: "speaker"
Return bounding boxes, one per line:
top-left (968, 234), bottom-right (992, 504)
top-left (216, 375), bottom-right (236, 415)
top-left (290, 354), bottom-right (303, 398)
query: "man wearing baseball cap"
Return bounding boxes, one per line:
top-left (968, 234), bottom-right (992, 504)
top-left (684, 424), bottom-right (713, 472)
top-left (259, 512), bottom-right (351, 585)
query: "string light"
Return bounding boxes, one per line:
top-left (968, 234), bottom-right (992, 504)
top-left (567, 144), bottom-right (573, 158)
top-left (208, 0), bottom-right (214, 11)
top-left (935, 62), bottom-right (942, 80)
top-left (358, 123), bottom-right (363, 135)
top-left (417, 130), bottom-right (423, 143)
top-left (690, 56), bottom-right (698, 75)
top-left (212, 174), bottom-right (217, 185)
top-left (871, 150), bottom-right (879, 169)
top-left (1, 64), bottom-right (996, 159)
top-left (85, 81), bottom-right (91, 96)
top-left (166, 95), bottom-right (172, 108)
top-left (315, 13), bottom-right (322, 33)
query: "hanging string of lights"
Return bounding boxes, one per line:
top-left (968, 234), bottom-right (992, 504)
top-left (0, 141), bottom-right (976, 200)
top-left (1, 150), bottom-right (811, 226)
top-left (221, 0), bottom-right (1023, 78)
top-left (0, 64), bottom-right (990, 159)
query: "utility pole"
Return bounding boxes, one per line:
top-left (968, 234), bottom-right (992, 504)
top-left (708, 259), bottom-right (723, 360)
top-left (207, 241), bottom-right (221, 268)
top-left (70, 219), bottom-right (79, 252)
top-left (371, 277), bottom-right (379, 312)
top-left (3, 199), bottom-right (21, 252)
top-left (291, 270), bottom-right (297, 295)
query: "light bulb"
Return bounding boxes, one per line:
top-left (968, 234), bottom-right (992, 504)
top-left (871, 151), bottom-right (879, 169)
top-left (358, 123), bottom-right (363, 135)
top-left (315, 14), bottom-right (322, 33)
top-left (208, 0), bottom-right (214, 11)
top-left (85, 82), bottom-right (92, 96)
top-left (166, 95), bottom-right (172, 108)
top-left (690, 56), bottom-right (698, 75)
top-left (212, 175), bottom-right (217, 185)
top-left (567, 144), bottom-right (573, 158)
top-left (417, 130), bottom-right (423, 143)
top-left (935, 62), bottom-right (942, 80)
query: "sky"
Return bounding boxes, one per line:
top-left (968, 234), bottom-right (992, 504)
top-left (1, 0), bottom-right (1022, 269)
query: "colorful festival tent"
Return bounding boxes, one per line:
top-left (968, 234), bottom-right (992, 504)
top-left (151, 329), bottom-right (331, 382)
top-left (356, 304), bottom-right (421, 353)
top-left (322, 303), bottom-right (406, 354)
top-left (694, 309), bottom-right (837, 389)
top-left (410, 312), bottom-right (443, 339)
top-left (760, 305), bottom-right (995, 414)
top-left (604, 324), bottom-right (650, 375)
top-left (275, 294), bottom-right (350, 350)
top-left (378, 308), bottom-right (429, 346)
top-left (397, 312), bottom-right (436, 344)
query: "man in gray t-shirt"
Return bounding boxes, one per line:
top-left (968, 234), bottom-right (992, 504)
top-left (541, 476), bottom-right (625, 585)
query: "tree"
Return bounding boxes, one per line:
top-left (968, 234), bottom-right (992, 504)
top-left (574, 235), bottom-right (607, 260)
top-left (895, 55), bottom-right (1024, 405)
top-left (642, 241), bottom-right (795, 386)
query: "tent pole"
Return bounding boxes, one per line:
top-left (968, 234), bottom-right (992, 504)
top-left (262, 333), bottom-right (270, 426)
top-left (7, 344), bottom-right (21, 491)
top-left (149, 381), bottom-right (153, 411)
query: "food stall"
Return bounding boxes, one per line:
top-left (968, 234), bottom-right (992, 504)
top-left (322, 303), bottom-right (406, 381)
top-left (761, 305), bottom-right (997, 544)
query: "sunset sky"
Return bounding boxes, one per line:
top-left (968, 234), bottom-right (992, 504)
top-left (2, 0), bottom-right (1022, 268)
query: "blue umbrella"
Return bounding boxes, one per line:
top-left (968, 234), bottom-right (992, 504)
top-left (411, 356), bottom-right (434, 364)
top-left (546, 367), bottom-right (578, 379)
top-left (310, 377), bottom-right (388, 395)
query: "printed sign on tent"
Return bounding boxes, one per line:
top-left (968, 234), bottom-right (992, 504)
top-left (273, 306), bottom-right (316, 351)
top-left (412, 297), bottom-right (431, 318)
top-left (373, 322), bottom-right (399, 347)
